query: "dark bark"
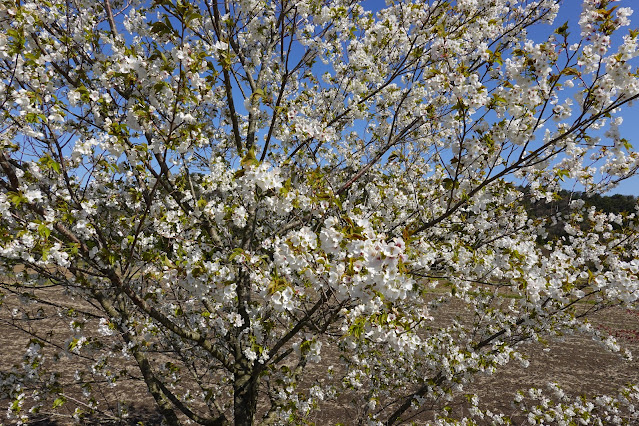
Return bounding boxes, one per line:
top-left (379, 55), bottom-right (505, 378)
top-left (233, 371), bottom-right (258, 426)
top-left (384, 373), bottom-right (444, 425)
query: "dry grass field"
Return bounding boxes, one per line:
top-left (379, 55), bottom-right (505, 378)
top-left (304, 305), bottom-right (639, 425)
top-left (1, 286), bottom-right (638, 425)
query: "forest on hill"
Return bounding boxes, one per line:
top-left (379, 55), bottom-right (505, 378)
top-left (521, 188), bottom-right (637, 243)
top-left (524, 188), bottom-right (637, 215)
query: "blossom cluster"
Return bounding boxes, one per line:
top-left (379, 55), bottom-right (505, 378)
top-left (0, 0), bottom-right (638, 424)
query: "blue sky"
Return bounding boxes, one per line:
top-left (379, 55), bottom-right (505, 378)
top-left (114, 0), bottom-right (639, 196)
top-left (538, 0), bottom-right (639, 196)
top-left (356, 0), bottom-right (639, 195)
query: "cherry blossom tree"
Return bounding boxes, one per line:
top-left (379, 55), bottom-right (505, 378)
top-left (1, 0), bottom-right (639, 424)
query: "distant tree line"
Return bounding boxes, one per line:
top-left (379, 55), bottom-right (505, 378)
top-left (578, 192), bottom-right (638, 215)
top-left (522, 188), bottom-right (637, 215)
top-left (520, 188), bottom-right (637, 243)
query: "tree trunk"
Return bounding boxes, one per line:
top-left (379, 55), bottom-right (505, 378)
top-left (233, 372), bottom-right (258, 426)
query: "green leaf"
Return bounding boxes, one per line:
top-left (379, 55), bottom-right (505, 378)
top-left (38, 223), bottom-right (50, 239)
top-left (240, 147), bottom-right (259, 169)
top-left (52, 397), bottom-right (66, 409)
top-left (218, 50), bottom-right (232, 70)
top-left (347, 233), bottom-right (366, 241)
top-left (150, 16), bottom-right (178, 37)
top-left (251, 88), bottom-right (265, 103)
top-left (39, 154), bottom-right (61, 173)
top-left (184, 11), bottom-right (202, 26)
top-left (485, 49), bottom-right (502, 66)
top-left (442, 178), bottom-right (457, 190)
top-left (554, 21), bottom-right (569, 37)
top-left (153, 81), bottom-right (169, 94)
top-left (161, 255), bottom-right (175, 269)
top-left (8, 191), bottom-right (27, 207)
top-left (279, 177), bottom-right (292, 195)
top-left (388, 151), bottom-right (402, 162)
top-left (300, 340), bottom-right (312, 354)
top-left (348, 318), bottom-right (365, 338)
top-left (68, 338), bottom-right (79, 351)
top-left (150, 22), bottom-right (169, 36)
top-left (556, 168), bottom-right (570, 181)
top-left (493, 51), bottom-right (503, 66)
top-left (562, 67), bottom-right (581, 76)
top-left (228, 248), bottom-right (244, 262)
top-left (7, 28), bottom-right (26, 55)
